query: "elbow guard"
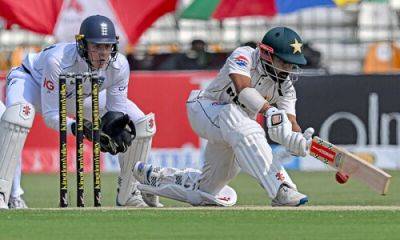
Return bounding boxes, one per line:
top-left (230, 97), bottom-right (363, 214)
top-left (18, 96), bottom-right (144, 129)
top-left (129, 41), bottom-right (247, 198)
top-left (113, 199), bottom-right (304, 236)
top-left (237, 87), bottom-right (267, 115)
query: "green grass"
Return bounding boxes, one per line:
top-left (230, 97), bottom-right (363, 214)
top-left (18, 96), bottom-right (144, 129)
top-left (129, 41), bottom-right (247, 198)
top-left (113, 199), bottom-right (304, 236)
top-left (21, 171), bottom-right (400, 207)
top-left (0, 171), bottom-right (399, 240)
top-left (1, 210), bottom-right (400, 240)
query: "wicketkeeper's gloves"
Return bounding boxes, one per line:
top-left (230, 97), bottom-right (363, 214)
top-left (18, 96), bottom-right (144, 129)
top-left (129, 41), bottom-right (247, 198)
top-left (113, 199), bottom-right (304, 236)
top-left (71, 119), bottom-right (95, 141)
top-left (71, 111), bottom-right (136, 155)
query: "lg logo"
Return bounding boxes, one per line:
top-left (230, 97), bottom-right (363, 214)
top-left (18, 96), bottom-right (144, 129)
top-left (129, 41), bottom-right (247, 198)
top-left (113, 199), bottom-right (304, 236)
top-left (43, 79), bottom-right (54, 91)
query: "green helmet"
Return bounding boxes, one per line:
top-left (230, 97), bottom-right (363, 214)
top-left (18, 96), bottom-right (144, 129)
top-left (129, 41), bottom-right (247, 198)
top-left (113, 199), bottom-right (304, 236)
top-left (260, 27), bottom-right (307, 65)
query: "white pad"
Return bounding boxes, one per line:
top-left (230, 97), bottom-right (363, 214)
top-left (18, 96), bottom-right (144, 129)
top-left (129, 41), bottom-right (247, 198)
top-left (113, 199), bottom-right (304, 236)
top-left (218, 104), bottom-right (282, 198)
top-left (117, 113), bottom-right (156, 205)
top-left (137, 167), bottom-right (237, 206)
top-left (11, 158), bottom-right (24, 198)
top-left (268, 157), bottom-right (297, 194)
top-left (198, 142), bottom-right (240, 196)
top-left (0, 102), bottom-right (35, 203)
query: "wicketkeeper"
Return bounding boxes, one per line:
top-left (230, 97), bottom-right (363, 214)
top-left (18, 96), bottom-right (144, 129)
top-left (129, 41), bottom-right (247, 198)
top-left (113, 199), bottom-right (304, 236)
top-left (133, 27), bottom-right (314, 207)
top-left (0, 15), bottom-right (161, 209)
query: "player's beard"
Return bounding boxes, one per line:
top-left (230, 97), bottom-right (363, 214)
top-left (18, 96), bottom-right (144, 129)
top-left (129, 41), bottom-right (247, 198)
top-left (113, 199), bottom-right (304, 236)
top-left (260, 59), bottom-right (300, 84)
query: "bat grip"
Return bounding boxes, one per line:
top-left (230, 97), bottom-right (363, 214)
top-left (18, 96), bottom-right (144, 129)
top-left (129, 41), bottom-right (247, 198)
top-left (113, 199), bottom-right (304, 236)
top-left (303, 127), bottom-right (315, 151)
top-left (303, 127), bottom-right (314, 139)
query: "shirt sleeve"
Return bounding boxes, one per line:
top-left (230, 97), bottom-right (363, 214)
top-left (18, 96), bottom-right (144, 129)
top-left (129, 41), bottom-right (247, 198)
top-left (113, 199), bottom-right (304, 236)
top-left (276, 83), bottom-right (297, 116)
top-left (105, 56), bottom-right (129, 113)
top-left (41, 56), bottom-right (75, 134)
top-left (227, 47), bottom-right (253, 78)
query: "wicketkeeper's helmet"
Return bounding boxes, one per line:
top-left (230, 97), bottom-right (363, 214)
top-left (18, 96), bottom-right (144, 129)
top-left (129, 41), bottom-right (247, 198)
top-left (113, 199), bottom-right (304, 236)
top-left (76, 15), bottom-right (119, 66)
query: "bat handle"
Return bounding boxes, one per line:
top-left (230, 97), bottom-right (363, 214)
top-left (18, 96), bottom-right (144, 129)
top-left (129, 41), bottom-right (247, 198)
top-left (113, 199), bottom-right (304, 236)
top-left (303, 127), bottom-right (315, 140)
top-left (303, 127), bottom-right (315, 151)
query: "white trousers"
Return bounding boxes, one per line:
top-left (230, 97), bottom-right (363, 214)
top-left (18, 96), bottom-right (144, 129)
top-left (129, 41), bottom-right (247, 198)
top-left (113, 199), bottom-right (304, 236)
top-left (187, 90), bottom-right (296, 198)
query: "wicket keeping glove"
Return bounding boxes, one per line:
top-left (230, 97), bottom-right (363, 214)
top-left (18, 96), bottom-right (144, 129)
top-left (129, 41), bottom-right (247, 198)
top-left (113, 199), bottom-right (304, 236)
top-left (71, 112), bottom-right (136, 155)
top-left (71, 119), bottom-right (119, 154)
top-left (71, 119), bottom-right (95, 141)
top-left (100, 111), bottom-right (136, 155)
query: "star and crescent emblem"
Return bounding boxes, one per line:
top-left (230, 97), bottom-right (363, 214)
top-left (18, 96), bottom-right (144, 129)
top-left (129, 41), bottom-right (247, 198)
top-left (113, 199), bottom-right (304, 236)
top-left (290, 38), bottom-right (303, 54)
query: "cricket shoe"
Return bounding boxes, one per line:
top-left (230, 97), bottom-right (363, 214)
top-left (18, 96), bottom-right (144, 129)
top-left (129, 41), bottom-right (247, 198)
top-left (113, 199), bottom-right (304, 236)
top-left (8, 195), bottom-right (28, 209)
top-left (271, 183), bottom-right (308, 207)
top-left (0, 193), bottom-right (9, 210)
top-left (116, 177), bottom-right (148, 207)
top-left (116, 188), bottom-right (148, 207)
top-left (142, 193), bottom-right (163, 208)
top-left (133, 162), bottom-right (163, 207)
top-left (124, 189), bottom-right (149, 207)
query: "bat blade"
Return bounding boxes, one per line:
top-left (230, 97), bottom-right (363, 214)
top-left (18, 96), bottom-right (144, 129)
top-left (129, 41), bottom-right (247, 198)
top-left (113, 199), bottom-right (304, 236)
top-left (309, 136), bottom-right (391, 195)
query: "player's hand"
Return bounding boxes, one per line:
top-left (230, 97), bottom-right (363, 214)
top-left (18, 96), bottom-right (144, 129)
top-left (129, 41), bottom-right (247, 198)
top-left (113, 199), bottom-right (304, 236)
top-left (71, 119), bottom-right (95, 141)
top-left (100, 111), bottom-right (136, 155)
top-left (284, 127), bottom-right (314, 157)
top-left (284, 132), bottom-right (308, 157)
top-left (265, 107), bottom-right (292, 145)
top-left (303, 127), bottom-right (315, 149)
top-left (303, 127), bottom-right (314, 140)
top-left (99, 133), bottom-right (119, 155)
top-left (71, 116), bottom-right (132, 155)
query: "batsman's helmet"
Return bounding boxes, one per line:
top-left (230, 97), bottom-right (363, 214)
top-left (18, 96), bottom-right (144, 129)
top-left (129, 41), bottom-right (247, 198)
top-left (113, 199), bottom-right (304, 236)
top-left (76, 15), bottom-right (119, 66)
top-left (258, 27), bottom-right (306, 82)
top-left (260, 27), bottom-right (306, 65)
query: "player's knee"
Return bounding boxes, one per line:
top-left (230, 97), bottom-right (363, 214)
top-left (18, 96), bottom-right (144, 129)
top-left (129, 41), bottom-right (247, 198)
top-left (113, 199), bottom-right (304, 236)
top-left (1, 102), bottom-right (35, 128)
top-left (219, 105), bottom-right (264, 146)
top-left (134, 113), bottom-right (156, 138)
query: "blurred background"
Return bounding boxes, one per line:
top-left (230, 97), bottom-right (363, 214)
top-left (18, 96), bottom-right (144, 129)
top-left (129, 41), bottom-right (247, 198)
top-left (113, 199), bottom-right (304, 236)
top-left (0, 0), bottom-right (399, 175)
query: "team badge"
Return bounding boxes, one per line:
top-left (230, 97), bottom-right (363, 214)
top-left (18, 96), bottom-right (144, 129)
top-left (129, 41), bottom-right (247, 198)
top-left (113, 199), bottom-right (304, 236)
top-left (148, 118), bottom-right (154, 130)
top-left (290, 38), bottom-right (303, 54)
top-left (234, 55), bottom-right (249, 67)
top-left (100, 23), bottom-right (108, 36)
top-left (97, 76), bottom-right (105, 87)
top-left (20, 104), bottom-right (33, 120)
top-left (275, 171), bottom-right (285, 181)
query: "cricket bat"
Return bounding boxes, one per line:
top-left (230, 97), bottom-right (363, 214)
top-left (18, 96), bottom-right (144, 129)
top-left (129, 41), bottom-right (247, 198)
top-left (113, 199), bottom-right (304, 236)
top-left (309, 136), bottom-right (391, 195)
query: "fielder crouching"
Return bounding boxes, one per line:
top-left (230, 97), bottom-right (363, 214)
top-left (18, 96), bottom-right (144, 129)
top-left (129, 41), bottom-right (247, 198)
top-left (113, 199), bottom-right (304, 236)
top-left (0, 15), bottom-right (161, 209)
top-left (133, 27), bottom-right (315, 207)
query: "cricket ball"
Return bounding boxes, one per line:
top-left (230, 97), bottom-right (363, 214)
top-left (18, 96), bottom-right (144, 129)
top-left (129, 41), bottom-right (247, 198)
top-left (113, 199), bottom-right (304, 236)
top-left (335, 172), bottom-right (349, 184)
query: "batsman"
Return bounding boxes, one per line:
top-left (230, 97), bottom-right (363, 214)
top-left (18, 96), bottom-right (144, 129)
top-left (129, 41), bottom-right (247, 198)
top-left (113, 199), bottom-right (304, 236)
top-left (133, 27), bottom-right (314, 207)
top-left (0, 15), bottom-right (161, 208)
